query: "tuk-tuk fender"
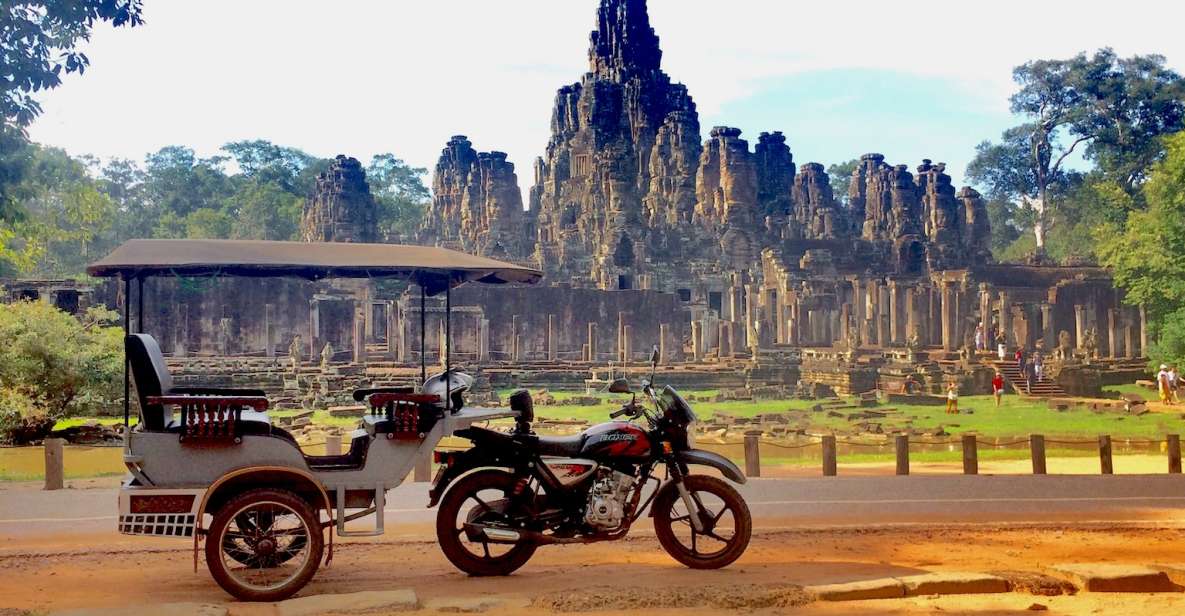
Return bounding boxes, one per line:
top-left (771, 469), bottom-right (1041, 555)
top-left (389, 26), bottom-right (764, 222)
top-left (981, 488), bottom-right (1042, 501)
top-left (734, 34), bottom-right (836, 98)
top-left (195, 466), bottom-right (335, 569)
top-left (676, 449), bottom-right (747, 484)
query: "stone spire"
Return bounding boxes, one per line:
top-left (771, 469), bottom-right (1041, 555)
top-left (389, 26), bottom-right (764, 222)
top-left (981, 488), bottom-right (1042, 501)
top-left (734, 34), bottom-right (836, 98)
top-left (423, 136), bottom-right (528, 259)
top-left (589, 0), bottom-right (662, 79)
top-left (301, 155), bottom-right (377, 243)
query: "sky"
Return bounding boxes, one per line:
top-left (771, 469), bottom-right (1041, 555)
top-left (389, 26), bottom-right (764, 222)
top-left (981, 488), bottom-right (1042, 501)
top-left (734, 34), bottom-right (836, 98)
top-left (25, 0), bottom-right (1185, 196)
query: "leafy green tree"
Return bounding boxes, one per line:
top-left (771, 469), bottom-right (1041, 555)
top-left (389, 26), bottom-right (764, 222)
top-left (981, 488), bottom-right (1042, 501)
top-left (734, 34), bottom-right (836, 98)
top-left (2, 0), bottom-right (144, 128)
top-left (826, 158), bottom-right (858, 207)
top-left (367, 154), bottom-right (430, 240)
top-left (1097, 131), bottom-right (1185, 368)
top-left (0, 301), bottom-right (124, 443)
top-left (970, 49), bottom-right (1185, 256)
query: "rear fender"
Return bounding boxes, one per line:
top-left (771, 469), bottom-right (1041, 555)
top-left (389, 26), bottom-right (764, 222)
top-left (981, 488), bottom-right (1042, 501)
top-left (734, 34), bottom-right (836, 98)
top-left (426, 447), bottom-right (512, 508)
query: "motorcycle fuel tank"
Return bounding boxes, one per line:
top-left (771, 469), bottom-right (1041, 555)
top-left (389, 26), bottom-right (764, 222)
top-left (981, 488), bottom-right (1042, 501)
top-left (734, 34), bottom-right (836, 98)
top-left (579, 421), bottom-right (652, 460)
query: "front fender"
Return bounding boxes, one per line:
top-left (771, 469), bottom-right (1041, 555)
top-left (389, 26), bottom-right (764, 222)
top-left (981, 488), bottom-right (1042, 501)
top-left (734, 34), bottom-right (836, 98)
top-left (676, 449), bottom-right (747, 484)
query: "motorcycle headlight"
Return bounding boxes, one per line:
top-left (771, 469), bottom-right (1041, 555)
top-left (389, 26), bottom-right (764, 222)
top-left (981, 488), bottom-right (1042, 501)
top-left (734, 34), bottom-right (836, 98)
top-left (685, 421), bottom-right (696, 448)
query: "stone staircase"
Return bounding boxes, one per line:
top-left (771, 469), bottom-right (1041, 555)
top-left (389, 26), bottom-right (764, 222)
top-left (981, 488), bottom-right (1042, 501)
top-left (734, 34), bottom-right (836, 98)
top-left (993, 360), bottom-right (1066, 397)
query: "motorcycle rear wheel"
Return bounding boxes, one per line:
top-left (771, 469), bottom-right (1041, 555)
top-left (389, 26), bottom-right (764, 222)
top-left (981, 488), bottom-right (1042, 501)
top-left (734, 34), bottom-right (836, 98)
top-left (435, 469), bottom-right (538, 576)
top-left (652, 474), bottom-right (751, 569)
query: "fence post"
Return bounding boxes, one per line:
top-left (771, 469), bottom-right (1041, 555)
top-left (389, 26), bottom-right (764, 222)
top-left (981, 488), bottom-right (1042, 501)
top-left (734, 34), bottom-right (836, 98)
top-left (1030, 434), bottom-right (1047, 475)
top-left (744, 430), bottom-right (762, 478)
top-left (822, 435), bottom-right (837, 477)
top-left (962, 434), bottom-right (978, 475)
top-left (325, 435), bottom-right (342, 457)
top-left (895, 434), bottom-right (909, 476)
top-left (1168, 434), bottom-right (1181, 474)
top-left (1099, 435), bottom-right (1113, 475)
top-left (414, 450), bottom-right (432, 482)
top-left (44, 438), bottom-right (65, 491)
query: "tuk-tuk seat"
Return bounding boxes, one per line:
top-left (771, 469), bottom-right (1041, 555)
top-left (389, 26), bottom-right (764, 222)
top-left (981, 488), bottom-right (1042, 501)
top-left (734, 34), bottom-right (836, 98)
top-left (127, 334), bottom-right (274, 437)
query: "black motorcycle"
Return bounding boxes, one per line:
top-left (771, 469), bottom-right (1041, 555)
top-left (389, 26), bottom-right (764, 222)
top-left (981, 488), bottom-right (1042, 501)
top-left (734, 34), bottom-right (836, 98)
top-left (429, 346), bottom-right (752, 576)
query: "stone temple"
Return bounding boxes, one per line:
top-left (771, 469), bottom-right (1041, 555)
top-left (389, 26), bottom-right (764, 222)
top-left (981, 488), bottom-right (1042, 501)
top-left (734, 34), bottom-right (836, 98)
top-left (9, 0), bottom-right (1146, 409)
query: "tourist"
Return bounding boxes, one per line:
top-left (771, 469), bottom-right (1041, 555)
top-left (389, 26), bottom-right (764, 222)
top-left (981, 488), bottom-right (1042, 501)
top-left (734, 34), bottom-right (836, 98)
top-left (1015, 347), bottom-right (1026, 376)
top-left (902, 374), bottom-right (919, 394)
top-left (946, 382), bottom-right (959, 414)
top-left (975, 324), bottom-right (984, 351)
top-left (997, 332), bottom-right (1007, 361)
top-left (1170, 365), bottom-right (1180, 404)
top-left (992, 370), bottom-right (1005, 407)
top-left (1033, 352), bottom-right (1045, 382)
top-left (1157, 364), bottom-right (1172, 405)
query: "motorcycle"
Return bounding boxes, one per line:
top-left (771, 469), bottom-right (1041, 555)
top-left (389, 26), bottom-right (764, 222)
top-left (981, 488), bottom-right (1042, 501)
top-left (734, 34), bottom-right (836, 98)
top-left (429, 345), bottom-right (752, 575)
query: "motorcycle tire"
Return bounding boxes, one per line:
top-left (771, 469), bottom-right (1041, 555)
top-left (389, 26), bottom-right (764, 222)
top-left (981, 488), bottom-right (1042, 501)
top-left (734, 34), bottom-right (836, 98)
top-left (652, 474), bottom-right (751, 569)
top-left (436, 469), bottom-right (537, 576)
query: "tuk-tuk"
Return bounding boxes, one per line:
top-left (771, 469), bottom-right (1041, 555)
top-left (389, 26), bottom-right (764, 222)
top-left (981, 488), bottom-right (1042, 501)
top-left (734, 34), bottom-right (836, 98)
top-left (87, 239), bottom-right (542, 601)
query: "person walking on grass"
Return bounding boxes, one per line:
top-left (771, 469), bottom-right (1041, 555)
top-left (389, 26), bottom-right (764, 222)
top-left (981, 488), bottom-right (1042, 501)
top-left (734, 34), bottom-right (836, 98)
top-left (1170, 365), bottom-right (1180, 404)
top-left (946, 382), bottom-right (959, 414)
top-left (1157, 364), bottom-right (1172, 405)
top-left (992, 370), bottom-right (1005, 407)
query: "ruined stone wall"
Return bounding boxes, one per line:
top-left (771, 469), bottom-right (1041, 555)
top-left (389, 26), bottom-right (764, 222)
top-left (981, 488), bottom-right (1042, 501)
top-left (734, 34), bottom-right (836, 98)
top-left (301, 155), bottom-right (377, 243)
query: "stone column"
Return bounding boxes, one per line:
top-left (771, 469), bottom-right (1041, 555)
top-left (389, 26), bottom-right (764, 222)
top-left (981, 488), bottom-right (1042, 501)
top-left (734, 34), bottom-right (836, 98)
top-left (839, 303), bottom-right (852, 346)
top-left (727, 284), bottom-right (742, 322)
top-left (878, 284), bottom-right (890, 347)
top-left (387, 302), bottom-right (400, 360)
top-left (888, 282), bottom-right (900, 345)
top-left (1107, 309), bottom-right (1119, 359)
top-left (546, 314), bottom-right (557, 361)
top-left (775, 294), bottom-right (787, 344)
top-left (478, 318), bottom-right (489, 362)
top-left (998, 291), bottom-right (1011, 348)
top-left (437, 318), bottom-right (447, 366)
top-left (175, 303), bottom-right (189, 358)
top-left (617, 312), bottom-right (627, 363)
top-left (929, 286), bottom-right (942, 346)
top-left (718, 322), bottom-right (731, 357)
top-left (979, 284), bottom-right (992, 345)
top-left (941, 282), bottom-right (955, 352)
top-left (852, 279), bottom-right (866, 346)
top-left (264, 303), bottom-right (275, 358)
top-left (309, 299), bottom-right (320, 359)
top-left (353, 307), bottom-right (366, 365)
top-left (691, 320), bottom-right (703, 362)
top-left (1139, 305), bottom-right (1148, 357)
top-left (1124, 311), bottom-right (1135, 359)
top-left (587, 322), bottom-right (598, 362)
top-left (511, 315), bottom-right (521, 362)
top-left (364, 302), bottom-right (375, 341)
top-left (622, 325), bottom-right (633, 364)
top-left (659, 323), bottom-right (670, 363)
top-left (1074, 304), bottom-right (1086, 349)
top-left (905, 287), bottom-right (917, 343)
top-left (1040, 303), bottom-right (1054, 351)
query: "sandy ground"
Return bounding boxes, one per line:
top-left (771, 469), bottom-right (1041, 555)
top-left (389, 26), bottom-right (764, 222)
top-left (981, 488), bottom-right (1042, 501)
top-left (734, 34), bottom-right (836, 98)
top-left (2, 521), bottom-right (1185, 615)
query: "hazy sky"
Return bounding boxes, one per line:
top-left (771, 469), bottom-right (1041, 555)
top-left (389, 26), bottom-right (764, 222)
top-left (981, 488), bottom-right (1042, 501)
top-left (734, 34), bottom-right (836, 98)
top-left (26, 0), bottom-right (1185, 193)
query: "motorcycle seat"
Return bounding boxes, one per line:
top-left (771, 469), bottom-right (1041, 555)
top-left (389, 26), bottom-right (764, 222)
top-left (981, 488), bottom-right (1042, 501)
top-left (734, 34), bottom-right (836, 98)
top-left (536, 434), bottom-right (587, 457)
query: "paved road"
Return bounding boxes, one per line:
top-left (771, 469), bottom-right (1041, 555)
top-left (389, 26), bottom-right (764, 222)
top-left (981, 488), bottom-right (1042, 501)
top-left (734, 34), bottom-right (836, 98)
top-left (4, 474), bottom-right (1185, 546)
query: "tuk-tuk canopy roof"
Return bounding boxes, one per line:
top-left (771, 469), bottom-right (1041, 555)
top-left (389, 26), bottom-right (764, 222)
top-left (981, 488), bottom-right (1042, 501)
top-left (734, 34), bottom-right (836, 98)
top-left (87, 239), bottom-right (543, 295)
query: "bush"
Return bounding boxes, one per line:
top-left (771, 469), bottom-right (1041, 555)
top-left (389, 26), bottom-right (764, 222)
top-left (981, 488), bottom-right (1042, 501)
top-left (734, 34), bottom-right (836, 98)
top-left (0, 300), bottom-right (123, 443)
top-left (1149, 307), bottom-right (1185, 372)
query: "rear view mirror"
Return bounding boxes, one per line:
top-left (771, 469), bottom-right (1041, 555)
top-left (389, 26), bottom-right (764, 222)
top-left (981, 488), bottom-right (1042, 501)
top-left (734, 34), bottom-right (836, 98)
top-left (608, 378), bottom-right (632, 394)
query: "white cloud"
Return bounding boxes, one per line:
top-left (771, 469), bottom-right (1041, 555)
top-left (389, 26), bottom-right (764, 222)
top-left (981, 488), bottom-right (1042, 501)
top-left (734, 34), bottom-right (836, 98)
top-left (26, 0), bottom-right (1185, 196)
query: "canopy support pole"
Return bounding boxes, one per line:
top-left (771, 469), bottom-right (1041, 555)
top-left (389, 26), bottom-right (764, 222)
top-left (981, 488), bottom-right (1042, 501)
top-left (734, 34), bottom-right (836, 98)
top-left (445, 282), bottom-right (451, 413)
top-left (123, 277), bottom-right (131, 428)
top-left (419, 284), bottom-right (426, 388)
top-left (136, 276), bottom-right (144, 334)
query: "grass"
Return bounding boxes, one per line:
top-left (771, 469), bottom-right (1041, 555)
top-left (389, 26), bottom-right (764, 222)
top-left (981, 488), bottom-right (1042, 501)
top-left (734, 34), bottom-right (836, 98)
top-left (511, 388), bottom-right (1185, 440)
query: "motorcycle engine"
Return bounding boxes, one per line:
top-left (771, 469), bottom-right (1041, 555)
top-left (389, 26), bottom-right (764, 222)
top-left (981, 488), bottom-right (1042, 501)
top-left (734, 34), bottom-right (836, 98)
top-left (583, 468), bottom-right (635, 530)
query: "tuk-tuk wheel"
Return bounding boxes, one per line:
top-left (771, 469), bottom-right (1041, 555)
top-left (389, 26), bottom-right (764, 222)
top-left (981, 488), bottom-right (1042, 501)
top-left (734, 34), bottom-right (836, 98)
top-left (205, 488), bottom-right (323, 602)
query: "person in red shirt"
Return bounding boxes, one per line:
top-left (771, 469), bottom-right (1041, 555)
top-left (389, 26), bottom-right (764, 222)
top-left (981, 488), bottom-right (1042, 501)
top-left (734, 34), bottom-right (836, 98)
top-left (992, 370), bottom-right (1005, 407)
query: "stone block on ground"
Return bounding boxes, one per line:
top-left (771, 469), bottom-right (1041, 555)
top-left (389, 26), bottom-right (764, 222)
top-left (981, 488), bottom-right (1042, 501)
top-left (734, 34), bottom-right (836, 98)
top-left (328, 405), bottom-right (365, 418)
top-left (422, 596), bottom-right (529, 613)
top-left (1050, 564), bottom-right (1178, 592)
top-left (806, 578), bottom-right (906, 601)
top-left (277, 589), bottom-right (418, 616)
top-left (899, 572), bottom-right (1010, 596)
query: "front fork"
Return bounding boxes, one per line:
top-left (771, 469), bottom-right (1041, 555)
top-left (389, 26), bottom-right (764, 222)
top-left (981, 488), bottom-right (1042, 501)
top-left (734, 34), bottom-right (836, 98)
top-left (667, 460), bottom-right (710, 533)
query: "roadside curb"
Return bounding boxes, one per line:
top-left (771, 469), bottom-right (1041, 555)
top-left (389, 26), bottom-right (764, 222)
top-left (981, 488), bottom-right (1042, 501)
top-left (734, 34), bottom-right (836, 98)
top-left (275, 589), bottom-right (419, 616)
top-left (807, 571), bottom-right (1020, 602)
top-left (1049, 564), bottom-right (1180, 593)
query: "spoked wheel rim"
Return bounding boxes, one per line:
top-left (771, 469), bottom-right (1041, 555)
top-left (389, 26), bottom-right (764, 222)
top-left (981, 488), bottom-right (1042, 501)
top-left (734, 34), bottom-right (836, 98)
top-left (216, 500), bottom-right (314, 592)
top-left (664, 487), bottom-right (741, 559)
top-left (450, 488), bottom-right (522, 563)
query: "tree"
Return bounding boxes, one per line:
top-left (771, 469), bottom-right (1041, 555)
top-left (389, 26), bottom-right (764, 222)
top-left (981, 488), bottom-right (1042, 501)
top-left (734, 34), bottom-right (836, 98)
top-left (827, 158), bottom-right (858, 207)
top-left (2, 0), bottom-right (143, 129)
top-left (1097, 131), bottom-right (1185, 369)
top-left (970, 49), bottom-right (1185, 256)
top-left (366, 154), bottom-right (430, 240)
top-left (0, 301), bottom-right (123, 443)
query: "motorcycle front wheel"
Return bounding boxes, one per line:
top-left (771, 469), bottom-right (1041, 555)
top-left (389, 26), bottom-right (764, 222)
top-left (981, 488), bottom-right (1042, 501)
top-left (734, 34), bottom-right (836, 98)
top-left (435, 469), bottom-right (538, 576)
top-left (652, 474), bottom-right (751, 569)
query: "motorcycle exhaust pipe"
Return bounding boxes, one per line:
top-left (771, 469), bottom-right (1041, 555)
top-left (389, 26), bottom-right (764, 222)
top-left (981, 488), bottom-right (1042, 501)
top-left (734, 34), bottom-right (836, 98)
top-left (465, 523), bottom-right (624, 546)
